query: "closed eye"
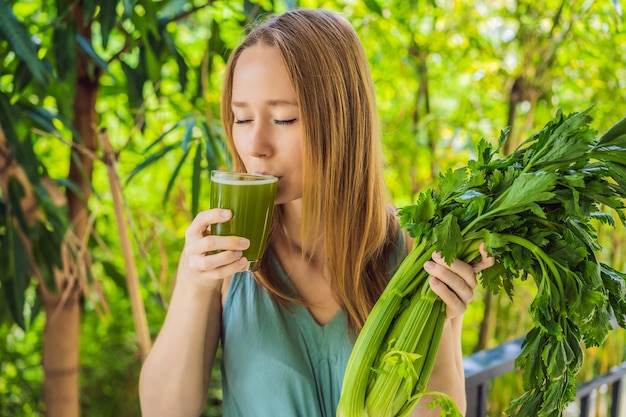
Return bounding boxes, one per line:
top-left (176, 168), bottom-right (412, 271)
top-left (234, 119), bottom-right (252, 124)
top-left (275, 118), bottom-right (297, 125)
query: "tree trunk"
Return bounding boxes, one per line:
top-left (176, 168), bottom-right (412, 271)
top-left (0, 121), bottom-right (83, 417)
top-left (42, 280), bottom-right (81, 417)
top-left (102, 132), bottom-right (153, 360)
top-left (42, 1), bottom-right (100, 416)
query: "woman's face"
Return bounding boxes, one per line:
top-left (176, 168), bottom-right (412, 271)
top-left (230, 44), bottom-right (304, 205)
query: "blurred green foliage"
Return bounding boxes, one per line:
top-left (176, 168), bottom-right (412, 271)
top-left (1, 0), bottom-right (625, 416)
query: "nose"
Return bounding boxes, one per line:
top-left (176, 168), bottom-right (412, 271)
top-left (246, 121), bottom-right (273, 158)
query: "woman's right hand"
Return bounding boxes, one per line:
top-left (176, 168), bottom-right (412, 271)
top-left (177, 208), bottom-right (250, 289)
top-left (140, 209), bottom-right (238, 417)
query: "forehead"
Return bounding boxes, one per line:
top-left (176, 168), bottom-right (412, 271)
top-left (231, 44), bottom-right (297, 103)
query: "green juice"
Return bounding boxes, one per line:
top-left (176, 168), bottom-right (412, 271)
top-left (210, 171), bottom-right (278, 270)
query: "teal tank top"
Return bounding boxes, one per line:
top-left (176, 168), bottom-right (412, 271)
top-left (221, 232), bottom-right (405, 417)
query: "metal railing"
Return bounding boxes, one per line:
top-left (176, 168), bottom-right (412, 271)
top-left (463, 338), bottom-right (626, 417)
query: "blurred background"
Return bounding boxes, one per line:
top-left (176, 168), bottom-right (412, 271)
top-left (0, 0), bottom-right (624, 416)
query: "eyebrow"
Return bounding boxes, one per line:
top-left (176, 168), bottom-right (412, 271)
top-left (231, 99), bottom-right (299, 108)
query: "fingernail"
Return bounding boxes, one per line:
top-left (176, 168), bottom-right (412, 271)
top-left (233, 251), bottom-right (242, 258)
top-left (221, 209), bottom-right (231, 218)
top-left (238, 258), bottom-right (247, 266)
top-left (432, 252), bottom-right (442, 260)
top-left (239, 239), bottom-right (250, 248)
top-left (424, 261), bottom-right (435, 270)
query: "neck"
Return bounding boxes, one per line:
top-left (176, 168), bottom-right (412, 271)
top-left (278, 200), bottom-right (324, 264)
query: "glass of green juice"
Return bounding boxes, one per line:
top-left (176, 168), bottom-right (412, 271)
top-left (210, 170), bottom-right (278, 271)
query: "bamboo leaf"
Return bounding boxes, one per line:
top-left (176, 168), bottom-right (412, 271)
top-left (120, 61), bottom-right (146, 110)
top-left (201, 121), bottom-right (219, 169)
top-left (162, 29), bottom-right (188, 91)
top-left (162, 145), bottom-right (192, 206)
top-left (101, 260), bottom-right (128, 294)
top-left (125, 143), bottom-right (177, 184)
top-left (181, 118), bottom-right (195, 151)
top-left (12, 60), bottom-right (34, 93)
top-left (7, 130), bottom-right (40, 184)
top-left (0, 93), bottom-right (23, 144)
top-left (19, 104), bottom-right (61, 135)
top-left (1, 218), bottom-right (29, 330)
top-left (201, 121), bottom-right (229, 170)
top-left (32, 225), bottom-right (62, 292)
top-left (207, 21), bottom-right (230, 83)
top-left (7, 177), bottom-right (30, 234)
top-left (99, 0), bottom-right (118, 49)
top-left (122, 0), bottom-right (133, 18)
top-left (0, 0), bottom-right (49, 85)
top-left (76, 34), bottom-right (113, 77)
top-left (140, 42), bottom-right (161, 83)
top-left (52, 22), bottom-right (77, 82)
top-left (143, 119), bottom-right (188, 154)
top-left (83, 0), bottom-right (99, 25)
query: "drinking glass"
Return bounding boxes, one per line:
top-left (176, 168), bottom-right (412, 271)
top-left (210, 170), bottom-right (278, 271)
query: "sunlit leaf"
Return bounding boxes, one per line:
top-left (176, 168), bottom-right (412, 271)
top-left (363, 0), bottom-right (383, 16)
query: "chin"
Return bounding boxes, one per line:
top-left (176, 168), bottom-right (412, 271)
top-left (273, 191), bottom-right (303, 206)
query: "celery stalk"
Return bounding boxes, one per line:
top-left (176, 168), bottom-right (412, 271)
top-left (365, 285), bottom-right (439, 416)
top-left (338, 241), bottom-right (433, 416)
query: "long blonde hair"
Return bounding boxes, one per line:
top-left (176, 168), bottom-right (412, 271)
top-left (220, 9), bottom-right (401, 334)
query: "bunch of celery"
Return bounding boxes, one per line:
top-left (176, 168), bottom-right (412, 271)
top-left (337, 108), bottom-right (626, 417)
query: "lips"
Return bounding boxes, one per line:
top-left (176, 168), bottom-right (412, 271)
top-left (256, 171), bottom-right (280, 179)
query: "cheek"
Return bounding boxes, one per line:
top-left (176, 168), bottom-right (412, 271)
top-left (231, 136), bottom-right (250, 166)
top-left (275, 178), bottom-right (303, 204)
top-left (288, 136), bottom-right (304, 166)
top-left (231, 133), bottom-right (244, 155)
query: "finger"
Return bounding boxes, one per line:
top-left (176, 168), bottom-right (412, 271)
top-left (424, 260), bottom-right (475, 304)
top-left (189, 249), bottom-right (248, 273)
top-left (188, 254), bottom-right (249, 286)
top-left (191, 234), bottom-right (250, 255)
top-left (429, 277), bottom-right (467, 318)
top-left (185, 209), bottom-right (232, 241)
top-left (431, 252), bottom-right (477, 289)
top-left (472, 242), bottom-right (495, 273)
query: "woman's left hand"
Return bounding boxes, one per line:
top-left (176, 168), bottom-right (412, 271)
top-left (424, 242), bottom-right (494, 319)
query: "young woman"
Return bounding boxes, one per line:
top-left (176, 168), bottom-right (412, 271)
top-left (139, 8), bottom-right (493, 417)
